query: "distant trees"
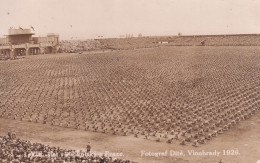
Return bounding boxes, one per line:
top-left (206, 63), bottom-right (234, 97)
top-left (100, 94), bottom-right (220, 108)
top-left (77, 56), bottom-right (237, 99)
top-left (123, 34), bottom-right (133, 38)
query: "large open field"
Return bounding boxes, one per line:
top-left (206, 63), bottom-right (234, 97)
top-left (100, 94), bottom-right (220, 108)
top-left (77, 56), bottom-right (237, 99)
top-left (0, 46), bottom-right (259, 163)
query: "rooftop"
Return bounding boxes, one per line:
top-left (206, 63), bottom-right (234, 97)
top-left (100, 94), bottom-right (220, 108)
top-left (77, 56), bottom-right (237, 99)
top-left (6, 29), bottom-right (34, 36)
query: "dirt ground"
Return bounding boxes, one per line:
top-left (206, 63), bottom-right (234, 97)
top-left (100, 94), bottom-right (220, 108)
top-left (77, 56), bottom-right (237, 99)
top-left (0, 46), bottom-right (260, 163)
top-left (0, 113), bottom-right (259, 163)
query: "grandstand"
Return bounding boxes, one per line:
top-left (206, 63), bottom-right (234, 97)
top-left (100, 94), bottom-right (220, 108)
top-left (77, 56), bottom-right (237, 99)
top-left (96, 34), bottom-right (260, 50)
top-left (0, 28), bottom-right (59, 60)
top-left (57, 34), bottom-right (260, 53)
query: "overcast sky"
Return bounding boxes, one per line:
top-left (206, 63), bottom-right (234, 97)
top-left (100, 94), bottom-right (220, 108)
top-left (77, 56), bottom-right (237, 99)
top-left (0, 0), bottom-right (260, 40)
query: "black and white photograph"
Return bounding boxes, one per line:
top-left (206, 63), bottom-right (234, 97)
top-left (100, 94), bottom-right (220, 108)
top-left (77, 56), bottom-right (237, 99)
top-left (0, 0), bottom-right (260, 162)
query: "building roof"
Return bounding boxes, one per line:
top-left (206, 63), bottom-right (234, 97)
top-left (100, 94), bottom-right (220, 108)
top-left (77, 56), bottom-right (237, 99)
top-left (7, 29), bottom-right (35, 36)
top-left (6, 33), bottom-right (35, 36)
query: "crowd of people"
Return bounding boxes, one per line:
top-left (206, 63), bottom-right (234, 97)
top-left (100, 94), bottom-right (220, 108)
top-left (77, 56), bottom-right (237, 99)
top-left (59, 40), bottom-right (104, 53)
top-left (0, 132), bottom-right (133, 163)
top-left (0, 46), bottom-right (259, 147)
top-left (98, 34), bottom-right (260, 50)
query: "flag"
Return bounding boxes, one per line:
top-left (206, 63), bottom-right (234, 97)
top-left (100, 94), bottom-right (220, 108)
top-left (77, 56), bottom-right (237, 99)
top-left (30, 26), bottom-right (35, 31)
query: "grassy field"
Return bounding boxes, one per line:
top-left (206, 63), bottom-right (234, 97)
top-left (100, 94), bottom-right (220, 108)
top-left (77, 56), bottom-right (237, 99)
top-left (0, 46), bottom-right (259, 163)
